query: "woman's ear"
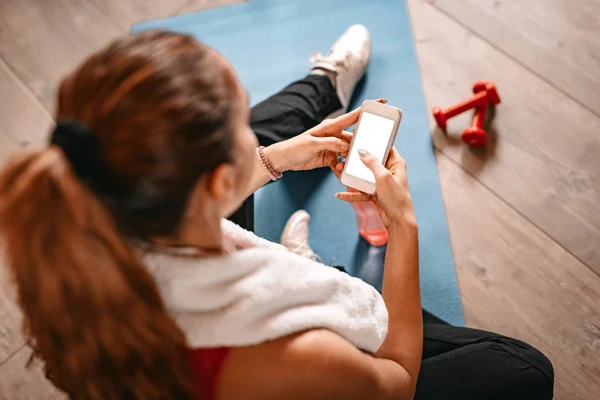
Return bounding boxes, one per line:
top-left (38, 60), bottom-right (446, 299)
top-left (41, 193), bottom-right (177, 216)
top-left (206, 162), bottom-right (238, 205)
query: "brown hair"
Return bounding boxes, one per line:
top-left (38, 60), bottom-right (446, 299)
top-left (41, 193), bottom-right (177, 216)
top-left (0, 31), bottom-right (239, 399)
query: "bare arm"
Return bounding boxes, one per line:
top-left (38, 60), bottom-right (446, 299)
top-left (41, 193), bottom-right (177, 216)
top-left (235, 142), bottom-right (304, 200)
top-left (217, 329), bottom-right (419, 400)
top-left (240, 147), bottom-right (272, 200)
top-left (336, 148), bottom-right (423, 397)
top-left (377, 222), bottom-right (422, 390)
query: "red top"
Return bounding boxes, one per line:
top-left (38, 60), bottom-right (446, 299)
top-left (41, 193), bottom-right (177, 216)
top-left (187, 347), bottom-right (230, 399)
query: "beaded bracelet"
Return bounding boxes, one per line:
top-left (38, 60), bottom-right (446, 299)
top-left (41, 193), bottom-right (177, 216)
top-left (257, 146), bottom-right (283, 181)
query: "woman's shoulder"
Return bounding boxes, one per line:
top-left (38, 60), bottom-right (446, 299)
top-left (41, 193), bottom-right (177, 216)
top-left (215, 329), bottom-right (385, 400)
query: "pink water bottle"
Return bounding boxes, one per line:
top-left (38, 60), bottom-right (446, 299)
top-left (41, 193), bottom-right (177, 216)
top-left (348, 188), bottom-right (388, 246)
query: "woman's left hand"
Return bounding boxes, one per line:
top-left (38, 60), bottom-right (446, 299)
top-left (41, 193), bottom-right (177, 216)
top-left (265, 99), bottom-right (387, 173)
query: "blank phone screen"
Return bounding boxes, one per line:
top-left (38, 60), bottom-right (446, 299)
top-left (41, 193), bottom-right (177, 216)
top-left (345, 112), bottom-right (396, 183)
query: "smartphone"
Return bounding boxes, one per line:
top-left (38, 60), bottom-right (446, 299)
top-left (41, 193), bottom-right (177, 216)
top-left (341, 100), bottom-right (402, 194)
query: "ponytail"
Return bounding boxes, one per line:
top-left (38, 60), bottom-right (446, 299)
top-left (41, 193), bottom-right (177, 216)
top-left (0, 149), bottom-right (196, 399)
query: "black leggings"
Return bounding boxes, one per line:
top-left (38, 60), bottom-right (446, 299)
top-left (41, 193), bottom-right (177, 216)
top-left (419, 311), bottom-right (553, 399)
top-left (234, 74), bottom-right (555, 399)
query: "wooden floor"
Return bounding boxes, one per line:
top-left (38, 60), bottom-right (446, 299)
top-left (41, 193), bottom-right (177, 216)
top-left (0, 0), bottom-right (599, 398)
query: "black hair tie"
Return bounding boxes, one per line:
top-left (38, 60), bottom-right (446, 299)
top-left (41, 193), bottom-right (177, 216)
top-left (50, 119), bottom-right (101, 182)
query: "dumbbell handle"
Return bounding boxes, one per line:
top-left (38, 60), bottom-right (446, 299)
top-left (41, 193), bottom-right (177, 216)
top-left (471, 103), bottom-right (487, 129)
top-left (441, 90), bottom-right (489, 119)
top-left (461, 104), bottom-right (488, 147)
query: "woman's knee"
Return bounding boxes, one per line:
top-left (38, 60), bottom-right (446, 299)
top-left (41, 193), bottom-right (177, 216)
top-left (489, 336), bottom-right (554, 400)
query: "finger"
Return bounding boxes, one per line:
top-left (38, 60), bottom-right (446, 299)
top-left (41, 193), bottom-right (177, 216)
top-left (330, 97), bottom-right (388, 129)
top-left (341, 130), bottom-right (353, 143)
top-left (326, 98), bottom-right (389, 133)
top-left (330, 164), bottom-right (342, 179)
top-left (329, 107), bottom-right (361, 129)
top-left (358, 149), bottom-right (388, 178)
top-left (335, 191), bottom-right (372, 202)
top-left (340, 131), bottom-right (352, 159)
top-left (328, 156), bottom-right (344, 178)
top-left (315, 137), bottom-right (350, 153)
top-left (386, 147), bottom-right (407, 171)
top-left (385, 147), bottom-right (400, 166)
top-left (329, 98), bottom-right (388, 129)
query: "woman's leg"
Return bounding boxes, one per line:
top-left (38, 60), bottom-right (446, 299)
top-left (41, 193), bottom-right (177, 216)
top-left (415, 322), bottom-right (554, 400)
top-left (250, 75), bottom-right (342, 146)
top-left (229, 24), bottom-right (371, 232)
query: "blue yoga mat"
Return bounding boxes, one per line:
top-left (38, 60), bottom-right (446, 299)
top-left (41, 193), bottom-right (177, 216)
top-left (133, 0), bottom-right (464, 325)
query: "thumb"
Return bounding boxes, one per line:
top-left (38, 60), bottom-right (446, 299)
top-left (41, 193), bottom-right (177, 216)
top-left (314, 137), bottom-right (350, 153)
top-left (358, 149), bottom-right (387, 177)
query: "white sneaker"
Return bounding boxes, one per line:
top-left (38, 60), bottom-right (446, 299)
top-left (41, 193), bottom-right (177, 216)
top-left (280, 210), bottom-right (321, 262)
top-left (310, 24), bottom-right (371, 117)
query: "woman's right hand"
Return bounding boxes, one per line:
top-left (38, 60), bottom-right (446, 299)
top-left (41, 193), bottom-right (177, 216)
top-left (335, 148), bottom-right (417, 229)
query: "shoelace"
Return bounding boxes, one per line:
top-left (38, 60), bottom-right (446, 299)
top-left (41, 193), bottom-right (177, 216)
top-left (309, 51), bottom-right (350, 71)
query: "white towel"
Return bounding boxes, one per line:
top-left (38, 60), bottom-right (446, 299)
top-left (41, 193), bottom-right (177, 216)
top-left (137, 220), bottom-right (388, 353)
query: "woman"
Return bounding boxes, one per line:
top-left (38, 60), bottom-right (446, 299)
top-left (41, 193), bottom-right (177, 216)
top-left (0, 27), bottom-right (553, 399)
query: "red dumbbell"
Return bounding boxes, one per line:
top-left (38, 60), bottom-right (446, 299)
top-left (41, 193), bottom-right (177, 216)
top-left (432, 80), bottom-right (500, 130)
top-left (462, 104), bottom-right (488, 147)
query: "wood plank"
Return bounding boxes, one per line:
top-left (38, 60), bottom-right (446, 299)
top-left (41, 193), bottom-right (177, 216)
top-left (408, 0), bottom-right (600, 274)
top-left (0, 286), bottom-right (22, 366)
top-left (177, 0), bottom-right (246, 14)
top-left (430, 0), bottom-right (600, 116)
top-left (0, 58), bottom-right (54, 364)
top-left (437, 152), bottom-right (600, 400)
top-left (88, 0), bottom-right (188, 30)
top-left (0, 348), bottom-right (65, 400)
top-left (0, 58), bottom-right (53, 159)
top-left (0, 0), bottom-right (122, 110)
top-left (88, 0), bottom-right (245, 30)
